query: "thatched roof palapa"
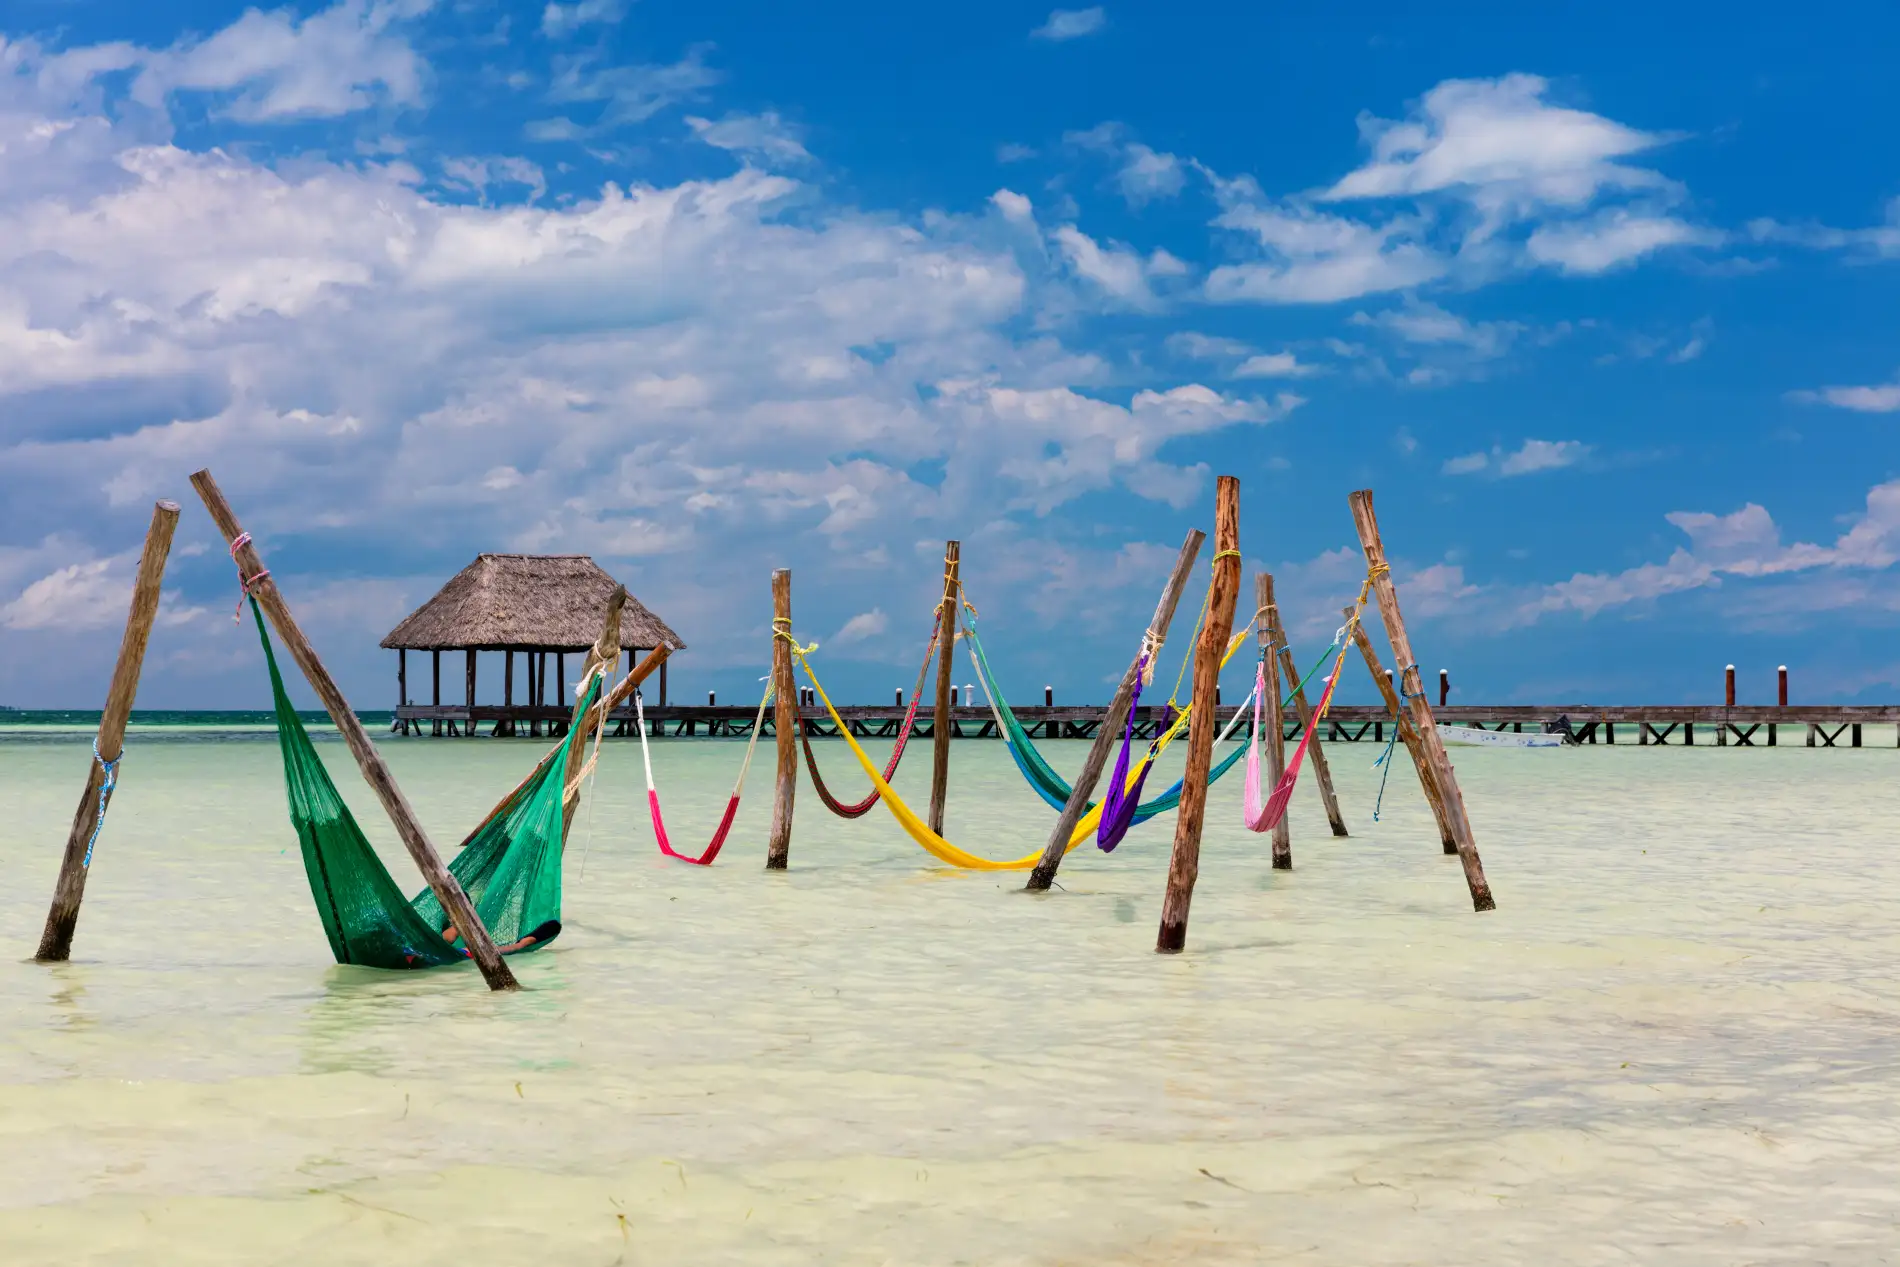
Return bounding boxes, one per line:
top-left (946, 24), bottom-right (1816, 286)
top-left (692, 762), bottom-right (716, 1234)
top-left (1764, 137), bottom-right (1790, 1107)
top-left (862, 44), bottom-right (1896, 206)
top-left (380, 554), bottom-right (686, 652)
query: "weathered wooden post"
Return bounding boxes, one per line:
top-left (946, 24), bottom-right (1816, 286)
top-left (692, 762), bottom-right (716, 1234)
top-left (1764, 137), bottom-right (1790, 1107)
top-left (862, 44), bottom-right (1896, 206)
top-left (1779, 665), bottom-right (1788, 707)
top-left (190, 470), bottom-right (518, 990)
top-left (927, 541), bottom-right (960, 836)
top-left (1725, 664), bottom-right (1736, 708)
top-left (1026, 529), bottom-right (1204, 892)
top-left (35, 500), bottom-right (180, 963)
top-left (766, 569), bottom-right (797, 869)
top-left (431, 650), bottom-right (441, 736)
top-left (560, 588), bottom-right (625, 843)
top-left (1255, 573), bottom-right (1292, 869)
top-left (1348, 489), bottom-right (1494, 912)
top-left (1268, 601), bottom-right (1348, 837)
top-left (1439, 668), bottom-right (1449, 707)
top-left (465, 649), bottom-right (477, 738)
top-left (1158, 476), bottom-right (1241, 953)
top-left (1349, 608), bottom-right (1456, 854)
top-left (1044, 685), bottom-right (1053, 707)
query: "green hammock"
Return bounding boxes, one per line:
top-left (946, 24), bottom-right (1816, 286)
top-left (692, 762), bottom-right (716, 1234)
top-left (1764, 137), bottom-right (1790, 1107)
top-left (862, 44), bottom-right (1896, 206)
top-left (255, 598), bottom-right (596, 969)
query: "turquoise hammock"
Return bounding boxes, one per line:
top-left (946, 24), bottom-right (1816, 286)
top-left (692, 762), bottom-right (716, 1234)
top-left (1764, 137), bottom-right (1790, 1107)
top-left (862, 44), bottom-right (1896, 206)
top-left (961, 614), bottom-right (1246, 822)
top-left (962, 611), bottom-right (1334, 822)
top-left (255, 598), bottom-right (599, 969)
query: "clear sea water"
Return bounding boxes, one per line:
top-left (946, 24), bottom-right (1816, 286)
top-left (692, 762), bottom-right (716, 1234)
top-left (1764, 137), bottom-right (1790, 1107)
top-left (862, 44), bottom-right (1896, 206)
top-left (2, 714), bottom-right (1896, 1264)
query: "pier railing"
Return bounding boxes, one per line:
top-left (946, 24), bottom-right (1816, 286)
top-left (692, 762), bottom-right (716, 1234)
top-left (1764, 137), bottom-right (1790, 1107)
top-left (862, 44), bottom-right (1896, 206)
top-left (392, 702), bottom-right (1900, 748)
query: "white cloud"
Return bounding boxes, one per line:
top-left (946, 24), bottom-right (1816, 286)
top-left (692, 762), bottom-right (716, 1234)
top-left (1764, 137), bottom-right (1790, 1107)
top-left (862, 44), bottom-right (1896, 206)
top-left (1499, 438), bottom-right (1588, 475)
top-left (546, 42), bottom-right (721, 130)
top-left (130, 0), bottom-right (428, 121)
top-left (1352, 300), bottom-right (1519, 355)
top-left (1324, 73), bottom-right (1671, 207)
top-left (686, 110), bottom-right (811, 166)
top-left (541, 0), bottom-right (626, 38)
top-left (833, 608), bottom-right (888, 645)
top-left (1789, 379), bottom-right (1900, 413)
top-left (441, 156), bottom-right (547, 204)
top-left (1525, 210), bottom-right (1713, 274)
top-left (1165, 332), bottom-right (1252, 360)
top-left (1204, 201), bottom-right (1445, 304)
top-left (1052, 224), bottom-right (1181, 307)
top-left (1519, 481), bottom-right (1900, 621)
top-left (1233, 352), bottom-right (1316, 379)
top-left (1031, 7), bottom-right (1107, 41)
top-left (990, 188), bottom-right (1035, 223)
top-left (1117, 143), bottom-right (1183, 205)
top-left (1443, 438), bottom-right (1589, 477)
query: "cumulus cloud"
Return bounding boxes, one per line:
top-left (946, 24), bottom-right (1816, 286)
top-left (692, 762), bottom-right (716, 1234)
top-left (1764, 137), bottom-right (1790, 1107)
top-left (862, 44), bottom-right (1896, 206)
top-left (1233, 352), bottom-right (1317, 379)
top-left (832, 608), bottom-right (888, 645)
top-left (1031, 7), bottom-right (1106, 41)
top-left (1204, 198), bottom-right (1445, 304)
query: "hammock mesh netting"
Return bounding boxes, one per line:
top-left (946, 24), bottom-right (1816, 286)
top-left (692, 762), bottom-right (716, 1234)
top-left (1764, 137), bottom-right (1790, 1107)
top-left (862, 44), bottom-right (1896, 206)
top-left (255, 598), bottom-right (591, 969)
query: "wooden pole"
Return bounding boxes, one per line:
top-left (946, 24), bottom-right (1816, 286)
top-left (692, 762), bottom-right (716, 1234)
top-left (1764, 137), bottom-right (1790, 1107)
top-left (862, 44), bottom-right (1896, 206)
top-left (1779, 665), bottom-right (1788, 707)
top-left (558, 588), bottom-right (626, 843)
top-left (1725, 664), bottom-right (1736, 708)
top-left (1157, 476), bottom-right (1241, 953)
top-left (1439, 669), bottom-right (1449, 707)
top-left (1268, 601), bottom-right (1348, 838)
top-left (1348, 489), bottom-right (1495, 912)
top-left (1348, 607), bottom-right (1456, 854)
top-left (465, 649), bottom-right (476, 737)
top-left (1255, 573), bottom-right (1292, 869)
top-left (1026, 528), bottom-right (1205, 892)
top-left (35, 500), bottom-right (180, 963)
top-left (927, 541), bottom-right (960, 836)
top-left (766, 569), bottom-right (797, 869)
top-left (191, 472), bottom-right (518, 990)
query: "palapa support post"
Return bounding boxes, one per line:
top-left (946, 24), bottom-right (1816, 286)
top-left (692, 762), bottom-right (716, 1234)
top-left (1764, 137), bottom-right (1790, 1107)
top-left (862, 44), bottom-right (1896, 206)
top-left (465, 650), bottom-right (477, 738)
top-left (1255, 573), bottom-right (1292, 869)
top-left (1267, 597), bottom-right (1348, 838)
top-left (559, 588), bottom-right (625, 844)
top-left (928, 541), bottom-right (961, 836)
top-left (190, 471), bottom-right (519, 991)
top-left (1157, 476), bottom-right (1241, 953)
top-left (1348, 489), bottom-right (1495, 912)
top-left (431, 650), bottom-right (441, 736)
top-left (766, 569), bottom-right (797, 869)
top-left (1349, 608), bottom-right (1457, 854)
top-left (1026, 528), bottom-right (1205, 892)
top-left (35, 500), bottom-right (180, 963)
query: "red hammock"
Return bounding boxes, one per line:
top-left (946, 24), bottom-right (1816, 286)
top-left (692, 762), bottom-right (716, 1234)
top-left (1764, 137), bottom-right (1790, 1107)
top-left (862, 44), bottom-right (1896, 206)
top-left (636, 681), bottom-right (773, 866)
top-left (801, 615), bottom-right (939, 819)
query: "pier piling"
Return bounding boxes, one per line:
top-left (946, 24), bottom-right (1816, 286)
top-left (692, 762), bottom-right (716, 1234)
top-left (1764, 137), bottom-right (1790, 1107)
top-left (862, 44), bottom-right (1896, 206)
top-left (928, 542), bottom-right (960, 837)
top-left (767, 569), bottom-right (797, 869)
top-left (1350, 489), bottom-right (1495, 913)
top-left (1027, 529), bottom-right (1204, 892)
top-left (1158, 475), bottom-right (1240, 953)
top-left (35, 499), bottom-right (180, 963)
top-left (191, 469), bottom-right (518, 991)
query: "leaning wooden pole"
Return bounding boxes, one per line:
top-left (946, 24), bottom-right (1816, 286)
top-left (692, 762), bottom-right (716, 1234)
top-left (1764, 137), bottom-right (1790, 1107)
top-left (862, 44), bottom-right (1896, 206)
top-left (1026, 531), bottom-right (1200, 896)
top-left (559, 586), bottom-right (626, 845)
top-left (1026, 529), bottom-right (1205, 892)
top-left (190, 470), bottom-right (519, 991)
top-left (1255, 573), bottom-right (1292, 870)
top-left (927, 541), bottom-right (961, 836)
top-left (1347, 608), bottom-right (1456, 854)
top-left (1158, 476), bottom-right (1241, 953)
top-left (1270, 609), bottom-right (1348, 837)
top-left (766, 569), bottom-right (797, 869)
top-left (1348, 489), bottom-right (1494, 912)
top-left (35, 500), bottom-right (180, 963)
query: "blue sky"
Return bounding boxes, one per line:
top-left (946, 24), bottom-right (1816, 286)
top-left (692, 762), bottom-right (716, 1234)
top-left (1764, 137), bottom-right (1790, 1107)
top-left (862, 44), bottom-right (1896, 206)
top-left (2, 0), bottom-right (1898, 710)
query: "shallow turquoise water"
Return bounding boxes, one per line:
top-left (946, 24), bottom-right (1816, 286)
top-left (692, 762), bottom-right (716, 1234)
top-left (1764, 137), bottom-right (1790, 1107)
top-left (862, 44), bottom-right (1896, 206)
top-left (2, 723), bottom-right (1897, 1263)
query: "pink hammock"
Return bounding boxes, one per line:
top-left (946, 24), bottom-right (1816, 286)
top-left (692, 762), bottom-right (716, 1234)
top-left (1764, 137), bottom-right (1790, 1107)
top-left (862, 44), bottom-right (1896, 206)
top-left (635, 682), bottom-right (773, 865)
top-left (1243, 643), bottom-right (1348, 833)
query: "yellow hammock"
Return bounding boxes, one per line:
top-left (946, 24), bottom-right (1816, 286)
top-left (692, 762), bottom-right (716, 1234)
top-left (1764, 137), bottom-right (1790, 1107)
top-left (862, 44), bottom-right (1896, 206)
top-left (791, 629), bottom-right (1248, 871)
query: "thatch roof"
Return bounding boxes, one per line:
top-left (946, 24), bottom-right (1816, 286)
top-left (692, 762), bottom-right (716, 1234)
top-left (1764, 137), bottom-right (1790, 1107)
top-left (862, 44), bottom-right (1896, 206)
top-left (380, 554), bottom-right (685, 652)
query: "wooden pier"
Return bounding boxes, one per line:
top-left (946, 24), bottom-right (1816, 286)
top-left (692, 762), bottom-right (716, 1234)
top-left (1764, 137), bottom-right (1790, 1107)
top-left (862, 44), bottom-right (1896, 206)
top-left (392, 702), bottom-right (1900, 748)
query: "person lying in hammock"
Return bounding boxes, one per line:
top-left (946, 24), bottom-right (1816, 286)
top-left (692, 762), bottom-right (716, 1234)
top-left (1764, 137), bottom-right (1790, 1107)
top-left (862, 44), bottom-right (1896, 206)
top-left (438, 919), bottom-right (561, 955)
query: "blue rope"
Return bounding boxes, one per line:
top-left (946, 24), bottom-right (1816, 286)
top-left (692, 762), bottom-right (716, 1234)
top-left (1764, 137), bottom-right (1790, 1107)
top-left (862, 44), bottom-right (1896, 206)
top-left (82, 737), bottom-right (120, 867)
top-left (1371, 667), bottom-right (1424, 823)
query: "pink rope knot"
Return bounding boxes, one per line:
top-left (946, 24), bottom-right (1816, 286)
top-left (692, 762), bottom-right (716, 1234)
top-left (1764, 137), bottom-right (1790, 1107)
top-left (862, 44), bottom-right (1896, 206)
top-left (229, 532), bottom-right (272, 622)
